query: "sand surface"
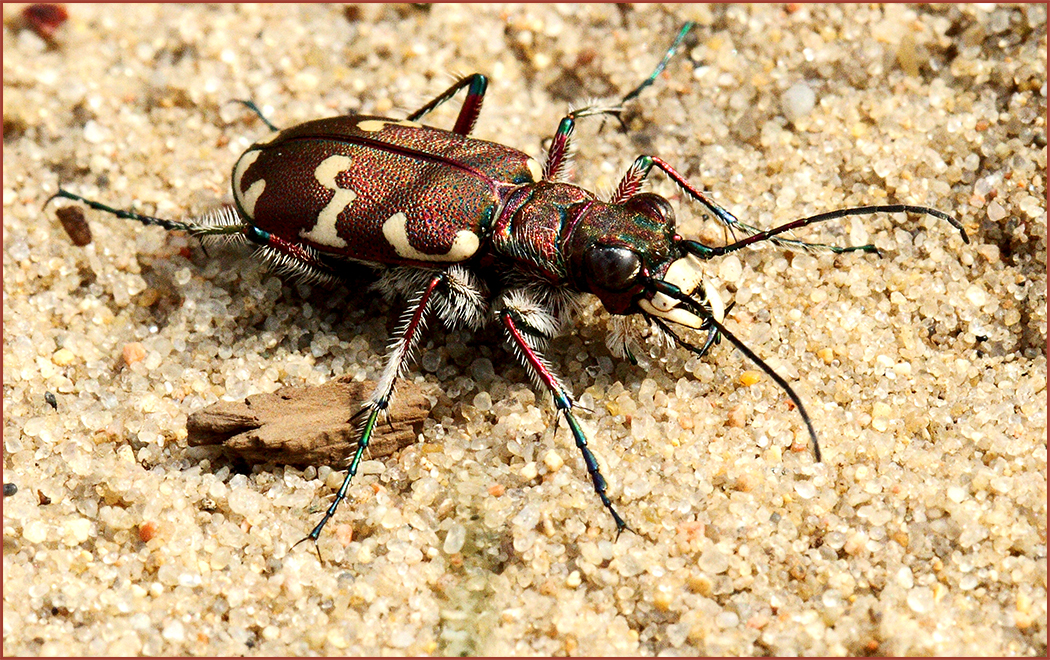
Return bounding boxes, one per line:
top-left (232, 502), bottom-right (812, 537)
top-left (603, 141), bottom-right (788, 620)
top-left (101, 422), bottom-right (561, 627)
top-left (3, 4), bottom-right (1046, 655)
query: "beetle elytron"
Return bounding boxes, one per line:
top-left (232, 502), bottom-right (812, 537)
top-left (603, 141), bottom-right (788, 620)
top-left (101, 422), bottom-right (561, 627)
top-left (48, 23), bottom-right (968, 547)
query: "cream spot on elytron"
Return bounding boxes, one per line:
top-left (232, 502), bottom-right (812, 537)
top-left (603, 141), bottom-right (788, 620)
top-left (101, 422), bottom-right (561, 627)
top-left (382, 212), bottom-right (480, 262)
top-left (357, 119), bottom-right (424, 133)
top-left (232, 149), bottom-right (265, 218)
top-left (526, 157), bottom-right (544, 182)
top-left (301, 155), bottom-right (356, 248)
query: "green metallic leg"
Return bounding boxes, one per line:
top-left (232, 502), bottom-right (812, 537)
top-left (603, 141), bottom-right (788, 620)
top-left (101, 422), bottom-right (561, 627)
top-left (406, 73), bottom-right (488, 136)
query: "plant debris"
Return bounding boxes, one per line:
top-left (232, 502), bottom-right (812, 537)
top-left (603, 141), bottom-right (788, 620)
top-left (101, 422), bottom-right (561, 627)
top-left (186, 376), bottom-right (431, 467)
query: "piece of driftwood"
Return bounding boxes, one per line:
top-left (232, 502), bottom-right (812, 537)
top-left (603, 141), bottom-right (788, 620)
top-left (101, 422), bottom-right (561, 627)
top-left (186, 376), bottom-right (431, 467)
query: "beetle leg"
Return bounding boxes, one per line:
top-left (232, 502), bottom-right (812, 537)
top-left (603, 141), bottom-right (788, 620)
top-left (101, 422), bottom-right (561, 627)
top-left (45, 188), bottom-right (209, 233)
top-left (542, 114), bottom-right (583, 183)
top-left (376, 265), bottom-right (488, 331)
top-left (544, 22), bottom-right (696, 183)
top-left (44, 189), bottom-right (345, 284)
top-left (541, 105), bottom-right (626, 183)
top-left (542, 106), bottom-right (614, 183)
top-left (499, 291), bottom-right (629, 536)
top-left (406, 73), bottom-right (489, 136)
top-left (228, 99), bottom-right (281, 132)
top-left (618, 22), bottom-right (696, 106)
top-left (542, 116), bottom-right (577, 183)
top-left (239, 225), bottom-right (342, 286)
top-left (609, 155), bottom-right (744, 228)
top-left (612, 156), bottom-right (882, 254)
top-left (433, 265), bottom-right (488, 331)
top-left (299, 273), bottom-right (445, 548)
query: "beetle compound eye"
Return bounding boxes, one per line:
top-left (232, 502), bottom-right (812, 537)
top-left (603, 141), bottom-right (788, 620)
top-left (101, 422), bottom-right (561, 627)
top-left (626, 193), bottom-right (675, 227)
top-left (584, 246), bottom-right (642, 293)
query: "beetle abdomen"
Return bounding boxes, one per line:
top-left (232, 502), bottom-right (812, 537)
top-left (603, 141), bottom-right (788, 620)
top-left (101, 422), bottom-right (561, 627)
top-left (232, 116), bottom-right (542, 267)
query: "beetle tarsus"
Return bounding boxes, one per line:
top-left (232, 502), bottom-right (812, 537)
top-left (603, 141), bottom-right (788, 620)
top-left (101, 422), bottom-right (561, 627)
top-left (302, 274), bottom-right (445, 542)
top-left (229, 99), bottom-right (281, 132)
top-left (45, 188), bottom-right (200, 233)
top-left (501, 306), bottom-right (632, 535)
top-left (405, 73), bottom-right (488, 136)
top-left (305, 400), bottom-right (385, 544)
top-left (619, 21), bottom-right (696, 107)
top-left (291, 533), bottom-right (324, 564)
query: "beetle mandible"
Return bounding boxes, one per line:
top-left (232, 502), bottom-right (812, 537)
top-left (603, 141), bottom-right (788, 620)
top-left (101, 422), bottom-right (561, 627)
top-left (48, 23), bottom-right (968, 548)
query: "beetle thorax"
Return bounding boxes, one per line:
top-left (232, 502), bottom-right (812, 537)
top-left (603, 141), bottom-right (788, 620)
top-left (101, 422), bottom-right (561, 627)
top-left (490, 182), bottom-right (596, 283)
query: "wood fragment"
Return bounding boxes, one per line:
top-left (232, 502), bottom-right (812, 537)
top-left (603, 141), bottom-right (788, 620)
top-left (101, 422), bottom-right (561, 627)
top-left (56, 205), bottom-right (92, 246)
top-left (186, 376), bottom-right (431, 467)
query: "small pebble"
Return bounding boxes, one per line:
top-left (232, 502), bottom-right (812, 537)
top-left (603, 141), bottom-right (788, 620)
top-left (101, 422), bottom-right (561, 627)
top-left (23, 520), bottom-right (48, 544)
top-left (739, 371), bottom-right (762, 386)
top-left (123, 342), bottom-right (147, 366)
top-left (161, 620), bottom-right (185, 643)
top-left (794, 481), bottom-right (817, 500)
top-left (781, 81), bottom-right (816, 122)
top-left (906, 587), bottom-right (935, 614)
top-left (698, 547), bottom-right (729, 574)
top-left (443, 523), bottom-right (467, 554)
top-left (52, 348), bottom-right (75, 366)
top-left (986, 201), bottom-right (1007, 221)
top-left (138, 521), bottom-right (158, 543)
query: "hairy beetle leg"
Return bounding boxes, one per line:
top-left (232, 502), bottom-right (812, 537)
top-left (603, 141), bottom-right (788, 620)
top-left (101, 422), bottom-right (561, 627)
top-left (299, 273), bottom-right (446, 548)
top-left (542, 106), bottom-right (621, 183)
top-left (543, 22), bottom-right (698, 184)
top-left (239, 225), bottom-right (341, 286)
top-left (500, 307), bottom-right (629, 536)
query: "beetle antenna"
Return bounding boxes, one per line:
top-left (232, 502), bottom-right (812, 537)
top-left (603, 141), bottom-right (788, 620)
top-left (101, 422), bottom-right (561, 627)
top-left (680, 204), bottom-right (968, 260)
top-left (647, 280), bottom-right (821, 463)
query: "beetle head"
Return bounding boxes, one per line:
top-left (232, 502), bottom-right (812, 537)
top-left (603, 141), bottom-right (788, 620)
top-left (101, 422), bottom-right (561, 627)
top-left (566, 193), bottom-right (725, 329)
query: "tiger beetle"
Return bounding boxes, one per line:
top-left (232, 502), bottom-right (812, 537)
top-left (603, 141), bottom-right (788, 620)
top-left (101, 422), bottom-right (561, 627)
top-left (47, 23), bottom-right (968, 550)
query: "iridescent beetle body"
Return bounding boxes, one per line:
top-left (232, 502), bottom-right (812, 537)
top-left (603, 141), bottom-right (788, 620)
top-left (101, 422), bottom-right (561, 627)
top-left (48, 23), bottom-right (968, 549)
top-left (233, 116), bottom-right (541, 267)
top-left (231, 113), bottom-right (691, 316)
